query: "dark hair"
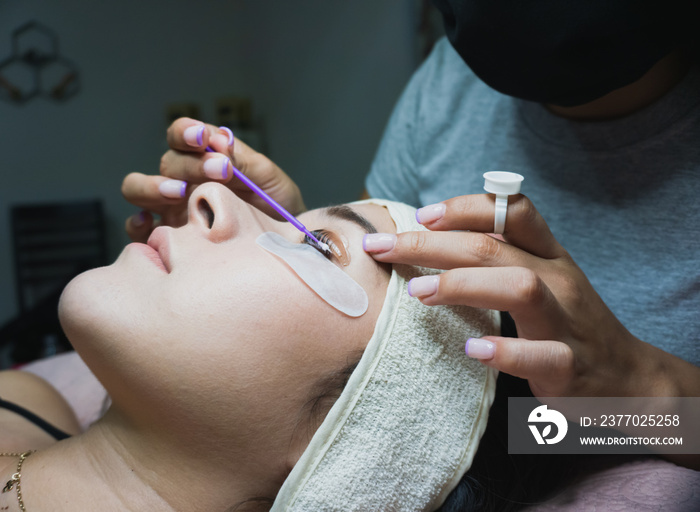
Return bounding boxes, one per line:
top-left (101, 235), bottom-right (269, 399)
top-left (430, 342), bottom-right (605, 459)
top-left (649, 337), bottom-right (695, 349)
top-left (436, 372), bottom-right (586, 512)
top-left (229, 354), bottom-right (363, 512)
top-left (296, 351), bottom-right (364, 443)
top-left (233, 355), bottom-right (585, 512)
top-left (437, 312), bottom-right (586, 511)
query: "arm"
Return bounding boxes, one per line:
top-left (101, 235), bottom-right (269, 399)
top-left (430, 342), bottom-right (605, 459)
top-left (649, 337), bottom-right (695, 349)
top-left (364, 193), bottom-right (700, 467)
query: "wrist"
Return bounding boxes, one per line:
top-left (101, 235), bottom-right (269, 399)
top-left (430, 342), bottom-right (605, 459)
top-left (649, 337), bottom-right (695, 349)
top-left (607, 334), bottom-right (672, 397)
top-left (635, 339), bottom-right (687, 397)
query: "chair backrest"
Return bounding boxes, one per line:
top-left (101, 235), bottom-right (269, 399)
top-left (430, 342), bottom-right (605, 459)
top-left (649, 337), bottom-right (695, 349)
top-left (10, 200), bottom-right (108, 313)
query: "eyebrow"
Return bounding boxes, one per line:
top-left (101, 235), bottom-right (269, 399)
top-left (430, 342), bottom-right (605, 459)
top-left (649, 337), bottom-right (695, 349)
top-left (323, 205), bottom-right (378, 234)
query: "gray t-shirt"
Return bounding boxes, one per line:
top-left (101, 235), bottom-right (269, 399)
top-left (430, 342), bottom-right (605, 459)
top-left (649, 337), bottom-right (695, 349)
top-left (366, 38), bottom-right (699, 366)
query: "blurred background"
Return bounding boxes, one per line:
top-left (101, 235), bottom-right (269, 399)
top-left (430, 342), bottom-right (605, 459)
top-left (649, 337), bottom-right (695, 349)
top-left (0, 0), bottom-right (444, 365)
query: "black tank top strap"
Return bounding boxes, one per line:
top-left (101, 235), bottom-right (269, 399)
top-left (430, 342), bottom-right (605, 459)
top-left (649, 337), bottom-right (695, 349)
top-left (0, 396), bottom-right (71, 441)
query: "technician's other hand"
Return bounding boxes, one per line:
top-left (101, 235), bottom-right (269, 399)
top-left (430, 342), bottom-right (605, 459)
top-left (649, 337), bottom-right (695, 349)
top-left (363, 194), bottom-right (694, 400)
top-left (122, 117), bottom-right (306, 242)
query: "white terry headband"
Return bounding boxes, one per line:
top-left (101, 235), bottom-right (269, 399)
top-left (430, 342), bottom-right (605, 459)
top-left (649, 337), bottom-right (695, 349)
top-left (271, 199), bottom-right (500, 511)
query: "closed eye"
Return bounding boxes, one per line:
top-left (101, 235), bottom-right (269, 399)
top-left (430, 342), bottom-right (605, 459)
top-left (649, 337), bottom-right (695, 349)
top-left (304, 230), bottom-right (333, 259)
top-left (303, 229), bottom-right (350, 266)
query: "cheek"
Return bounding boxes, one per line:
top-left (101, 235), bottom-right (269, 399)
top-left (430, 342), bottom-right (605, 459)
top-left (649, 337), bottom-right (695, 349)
top-left (146, 268), bottom-right (377, 421)
top-left (160, 268), bottom-right (300, 348)
top-left (60, 249), bottom-right (381, 418)
top-left (165, 257), bottom-right (378, 369)
top-left (159, 256), bottom-right (370, 363)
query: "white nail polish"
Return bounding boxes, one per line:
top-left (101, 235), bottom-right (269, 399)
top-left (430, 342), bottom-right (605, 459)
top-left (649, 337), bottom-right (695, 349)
top-left (159, 179), bottom-right (187, 198)
top-left (203, 158), bottom-right (230, 180)
top-left (465, 338), bottom-right (495, 359)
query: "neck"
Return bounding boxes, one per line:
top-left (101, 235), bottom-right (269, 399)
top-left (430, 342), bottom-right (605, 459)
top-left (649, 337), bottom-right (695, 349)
top-left (547, 49), bottom-right (691, 121)
top-left (17, 409), bottom-right (276, 511)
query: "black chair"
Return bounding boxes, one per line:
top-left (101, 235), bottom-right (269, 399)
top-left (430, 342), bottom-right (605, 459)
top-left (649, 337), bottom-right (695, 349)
top-left (0, 200), bottom-right (108, 367)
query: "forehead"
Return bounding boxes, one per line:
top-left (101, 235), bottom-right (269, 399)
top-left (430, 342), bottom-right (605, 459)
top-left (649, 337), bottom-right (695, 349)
top-left (349, 204), bottom-right (397, 234)
top-left (300, 203), bottom-right (397, 235)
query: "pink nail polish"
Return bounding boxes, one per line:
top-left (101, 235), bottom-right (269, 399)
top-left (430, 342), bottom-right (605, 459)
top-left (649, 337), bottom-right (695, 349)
top-left (465, 338), bottom-right (495, 359)
top-left (362, 233), bottom-right (397, 253)
top-left (407, 275), bottom-right (439, 298)
top-left (203, 157), bottom-right (230, 180)
top-left (184, 125), bottom-right (205, 147)
top-left (416, 203), bottom-right (446, 224)
top-left (159, 179), bottom-right (187, 198)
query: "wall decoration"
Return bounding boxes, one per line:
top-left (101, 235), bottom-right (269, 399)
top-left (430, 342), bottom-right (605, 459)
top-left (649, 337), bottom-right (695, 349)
top-left (0, 21), bottom-right (80, 104)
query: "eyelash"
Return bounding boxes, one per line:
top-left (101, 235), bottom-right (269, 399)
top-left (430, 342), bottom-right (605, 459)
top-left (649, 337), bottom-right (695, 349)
top-left (304, 229), bottom-right (335, 260)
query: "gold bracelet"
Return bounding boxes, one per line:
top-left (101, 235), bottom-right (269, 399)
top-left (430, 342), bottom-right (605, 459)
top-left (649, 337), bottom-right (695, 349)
top-left (1, 451), bottom-right (33, 512)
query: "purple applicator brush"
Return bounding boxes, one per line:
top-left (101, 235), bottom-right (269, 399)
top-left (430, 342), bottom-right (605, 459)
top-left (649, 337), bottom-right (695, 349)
top-left (206, 128), bottom-right (329, 253)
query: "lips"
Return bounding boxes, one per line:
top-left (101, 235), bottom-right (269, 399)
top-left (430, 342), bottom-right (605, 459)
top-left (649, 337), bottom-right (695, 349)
top-left (147, 227), bottom-right (172, 273)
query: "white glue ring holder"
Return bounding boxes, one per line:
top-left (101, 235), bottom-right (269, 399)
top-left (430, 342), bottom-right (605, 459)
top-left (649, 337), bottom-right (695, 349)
top-left (483, 171), bottom-right (524, 234)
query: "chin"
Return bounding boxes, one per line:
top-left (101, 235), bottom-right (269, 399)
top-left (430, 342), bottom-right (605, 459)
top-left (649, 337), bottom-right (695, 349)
top-left (58, 265), bottom-right (133, 354)
top-left (59, 269), bottom-right (101, 346)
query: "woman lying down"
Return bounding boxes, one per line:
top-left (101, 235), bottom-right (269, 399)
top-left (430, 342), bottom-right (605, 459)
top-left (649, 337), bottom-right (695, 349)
top-left (0, 183), bottom-right (500, 511)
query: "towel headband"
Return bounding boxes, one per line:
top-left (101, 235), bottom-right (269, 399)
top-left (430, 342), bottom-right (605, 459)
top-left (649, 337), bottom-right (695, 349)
top-left (271, 199), bottom-right (500, 511)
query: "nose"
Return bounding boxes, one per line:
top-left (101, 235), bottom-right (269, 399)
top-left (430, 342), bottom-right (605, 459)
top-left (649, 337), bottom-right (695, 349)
top-left (187, 183), bottom-right (256, 243)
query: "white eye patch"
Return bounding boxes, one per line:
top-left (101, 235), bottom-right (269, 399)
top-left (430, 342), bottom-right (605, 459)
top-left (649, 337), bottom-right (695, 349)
top-left (256, 232), bottom-right (369, 317)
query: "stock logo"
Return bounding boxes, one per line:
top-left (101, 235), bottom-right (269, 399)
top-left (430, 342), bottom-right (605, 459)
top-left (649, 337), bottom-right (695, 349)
top-left (528, 405), bottom-right (568, 445)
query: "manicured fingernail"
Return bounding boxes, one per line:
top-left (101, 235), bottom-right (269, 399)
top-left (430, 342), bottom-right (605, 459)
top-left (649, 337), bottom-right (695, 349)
top-left (130, 211), bottom-right (146, 227)
top-left (407, 275), bottom-right (439, 298)
top-left (416, 203), bottom-right (446, 224)
top-left (203, 157), bottom-right (230, 180)
top-left (218, 126), bottom-right (235, 146)
top-left (159, 179), bottom-right (187, 198)
top-left (184, 125), bottom-right (205, 147)
top-left (465, 338), bottom-right (495, 360)
top-left (362, 233), bottom-right (397, 253)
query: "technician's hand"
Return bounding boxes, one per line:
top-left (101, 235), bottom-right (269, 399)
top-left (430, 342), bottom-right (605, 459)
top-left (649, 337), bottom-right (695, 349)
top-left (363, 194), bottom-right (699, 400)
top-left (122, 117), bottom-right (306, 242)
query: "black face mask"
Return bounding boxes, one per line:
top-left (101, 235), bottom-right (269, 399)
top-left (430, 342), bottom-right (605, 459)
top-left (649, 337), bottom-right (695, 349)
top-left (431, 0), bottom-right (688, 106)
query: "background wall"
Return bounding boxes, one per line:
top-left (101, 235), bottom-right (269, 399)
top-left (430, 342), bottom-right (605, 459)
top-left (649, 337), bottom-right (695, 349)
top-left (0, 0), bottom-right (423, 326)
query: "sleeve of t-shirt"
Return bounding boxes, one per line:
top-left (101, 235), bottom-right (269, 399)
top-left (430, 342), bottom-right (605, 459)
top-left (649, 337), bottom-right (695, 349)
top-left (364, 45), bottom-right (439, 207)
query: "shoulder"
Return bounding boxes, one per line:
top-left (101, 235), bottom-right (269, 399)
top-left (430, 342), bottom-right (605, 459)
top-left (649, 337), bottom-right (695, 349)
top-left (0, 369), bottom-right (71, 406)
top-left (417, 38), bottom-right (474, 83)
top-left (367, 38), bottom-right (510, 204)
top-left (404, 38), bottom-right (508, 145)
top-left (414, 38), bottom-right (492, 102)
top-left (0, 370), bottom-right (80, 452)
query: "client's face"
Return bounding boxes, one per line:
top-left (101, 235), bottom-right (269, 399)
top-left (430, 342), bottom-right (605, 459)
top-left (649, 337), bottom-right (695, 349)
top-left (59, 184), bottom-right (394, 453)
